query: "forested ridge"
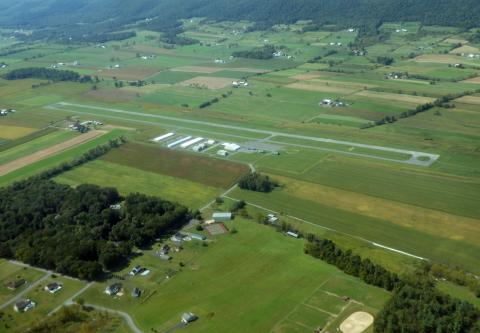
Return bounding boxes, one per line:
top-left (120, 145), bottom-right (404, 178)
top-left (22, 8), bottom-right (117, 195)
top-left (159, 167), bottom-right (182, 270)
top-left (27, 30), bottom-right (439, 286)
top-left (0, 179), bottom-right (189, 280)
top-left (0, 0), bottom-right (478, 40)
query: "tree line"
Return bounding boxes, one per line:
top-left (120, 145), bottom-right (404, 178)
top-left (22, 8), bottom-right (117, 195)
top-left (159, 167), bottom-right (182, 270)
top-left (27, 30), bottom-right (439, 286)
top-left (304, 237), bottom-right (480, 332)
top-left (0, 179), bottom-right (189, 280)
top-left (2, 0), bottom-right (478, 37)
top-left (363, 89), bottom-right (480, 128)
top-left (3, 67), bottom-right (92, 83)
top-left (33, 137), bottom-right (127, 181)
top-left (232, 45), bottom-right (276, 60)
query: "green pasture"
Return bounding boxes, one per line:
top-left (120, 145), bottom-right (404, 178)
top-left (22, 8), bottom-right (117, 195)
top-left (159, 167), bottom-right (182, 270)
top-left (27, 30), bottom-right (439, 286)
top-left (79, 219), bottom-right (390, 333)
top-left (229, 185), bottom-right (480, 274)
top-left (101, 143), bottom-right (248, 188)
top-left (55, 159), bottom-right (222, 209)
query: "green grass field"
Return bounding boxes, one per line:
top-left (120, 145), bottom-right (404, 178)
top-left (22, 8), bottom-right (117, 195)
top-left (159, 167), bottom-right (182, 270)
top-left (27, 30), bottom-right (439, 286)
top-left (55, 159), bottom-right (222, 209)
top-left (78, 219), bottom-right (390, 333)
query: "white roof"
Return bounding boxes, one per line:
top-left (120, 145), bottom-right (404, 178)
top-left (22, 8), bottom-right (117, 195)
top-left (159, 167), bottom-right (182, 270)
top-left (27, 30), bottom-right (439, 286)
top-left (152, 133), bottom-right (175, 142)
top-left (180, 137), bottom-right (204, 149)
top-left (167, 136), bottom-right (192, 148)
top-left (222, 143), bottom-right (241, 151)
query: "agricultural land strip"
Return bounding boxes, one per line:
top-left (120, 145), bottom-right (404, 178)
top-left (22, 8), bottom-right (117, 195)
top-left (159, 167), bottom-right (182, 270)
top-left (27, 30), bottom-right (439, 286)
top-left (0, 130), bottom-right (105, 176)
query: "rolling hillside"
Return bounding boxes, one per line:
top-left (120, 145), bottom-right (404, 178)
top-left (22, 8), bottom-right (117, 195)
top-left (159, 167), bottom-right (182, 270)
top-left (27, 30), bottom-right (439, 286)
top-left (0, 0), bottom-right (478, 31)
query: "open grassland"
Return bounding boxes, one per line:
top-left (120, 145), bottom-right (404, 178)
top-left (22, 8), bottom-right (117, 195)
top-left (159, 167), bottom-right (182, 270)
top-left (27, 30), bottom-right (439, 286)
top-left (230, 184), bottom-right (480, 274)
top-left (102, 143), bottom-right (249, 188)
top-left (259, 155), bottom-right (479, 219)
top-left (352, 90), bottom-right (434, 104)
top-left (79, 220), bottom-right (390, 333)
top-left (0, 125), bottom-right (37, 140)
top-left (55, 160), bottom-right (222, 209)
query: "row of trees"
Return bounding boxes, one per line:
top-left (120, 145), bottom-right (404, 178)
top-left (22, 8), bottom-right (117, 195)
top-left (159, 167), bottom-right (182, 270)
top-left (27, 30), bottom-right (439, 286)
top-left (304, 237), bottom-right (480, 332)
top-left (238, 172), bottom-right (278, 193)
top-left (232, 45), bottom-right (276, 60)
top-left (0, 179), bottom-right (189, 280)
top-left (34, 137), bottom-right (127, 181)
top-left (3, 67), bottom-right (92, 83)
top-left (305, 238), bottom-right (400, 291)
top-left (364, 89), bottom-right (480, 128)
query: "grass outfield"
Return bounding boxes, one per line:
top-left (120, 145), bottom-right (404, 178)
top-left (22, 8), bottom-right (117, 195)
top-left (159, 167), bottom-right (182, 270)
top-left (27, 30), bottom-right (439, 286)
top-left (55, 159), bottom-right (222, 209)
top-left (101, 143), bottom-right (249, 188)
top-left (78, 220), bottom-right (390, 333)
top-left (0, 129), bottom-right (78, 165)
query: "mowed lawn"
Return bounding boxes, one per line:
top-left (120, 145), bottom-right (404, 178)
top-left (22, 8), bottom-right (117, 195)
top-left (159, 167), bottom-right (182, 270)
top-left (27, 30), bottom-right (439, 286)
top-left (0, 261), bottom-right (45, 305)
top-left (0, 276), bottom-right (87, 333)
top-left (55, 160), bottom-right (222, 209)
top-left (79, 220), bottom-right (390, 333)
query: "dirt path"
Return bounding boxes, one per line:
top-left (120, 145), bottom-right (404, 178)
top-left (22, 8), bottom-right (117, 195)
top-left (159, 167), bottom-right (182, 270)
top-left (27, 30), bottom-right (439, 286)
top-left (0, 130), bottom-right (105, 177)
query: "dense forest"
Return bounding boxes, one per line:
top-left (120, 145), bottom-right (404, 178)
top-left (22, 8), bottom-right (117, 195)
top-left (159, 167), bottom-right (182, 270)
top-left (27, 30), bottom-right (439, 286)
top-left (0, 0), bottom-right (478, 41)
top-left (305, 237), bottom-right (480, 333)
top-left (3, 67), bottom-right (92, 83)
top-left (0, 179), bottom-right (189, 280)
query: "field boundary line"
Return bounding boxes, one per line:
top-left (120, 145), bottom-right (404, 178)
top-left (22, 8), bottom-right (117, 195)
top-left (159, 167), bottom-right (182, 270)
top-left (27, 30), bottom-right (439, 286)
top-left (269, 279), bottom-right (331, 333)
top-left (302, 303), bottom-right (338, 317)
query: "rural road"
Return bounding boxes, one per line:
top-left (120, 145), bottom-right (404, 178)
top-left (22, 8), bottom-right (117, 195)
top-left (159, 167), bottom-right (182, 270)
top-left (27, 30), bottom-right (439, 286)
top-left (84, 303), bottom-right (143, 333)
top-left (49, 102), bottom-right (439, 166)
top-left (0, 272), bottom-right (51, 310)
top-left (48, 281), bottom-right (94, 316)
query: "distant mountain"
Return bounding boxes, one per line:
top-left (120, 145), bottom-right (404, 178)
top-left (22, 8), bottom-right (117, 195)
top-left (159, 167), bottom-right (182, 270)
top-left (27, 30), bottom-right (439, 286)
top-left (0, 0), bottom-right (478, 32)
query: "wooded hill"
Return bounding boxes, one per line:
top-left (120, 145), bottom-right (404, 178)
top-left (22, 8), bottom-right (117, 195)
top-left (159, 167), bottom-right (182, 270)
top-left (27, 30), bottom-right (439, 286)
top-left (0, 0), bottom-right (478, 38)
